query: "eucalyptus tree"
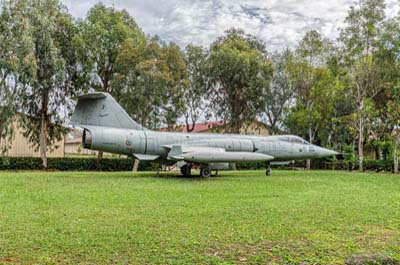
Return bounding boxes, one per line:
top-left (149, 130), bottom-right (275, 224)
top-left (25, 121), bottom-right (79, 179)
top-left (286, 30), bottom-right (337, 169)
top-left (339, 0), bottom-right (386, 171)
top-left (76, 3), bottom-right (146, 167)
top-left (183, 45), bottom-right (209, 132)
top-left (0, 1), bottom-right (34, 153)
top-left (263, 49), bottom-right (295, 135)
top-left (375, 18), bottom-right (400, 173)
top-left (0, 0), bottom-right (79, 169)
top-left (113, 38), bottom-right (188, 129)
top-left (77, 3), bottom-right (146, 93)
top-left (323, 46), bottom-right (354, 149)
top-left (388, 87), bottom-right (400, 174)
top-left (113, 38), bottom-right (188, 172)
top-left (207, 28), bottom-right (273, 133)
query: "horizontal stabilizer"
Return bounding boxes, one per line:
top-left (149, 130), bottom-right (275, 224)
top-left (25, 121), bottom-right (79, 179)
top-left (74, 93), bottom-right (106, 100)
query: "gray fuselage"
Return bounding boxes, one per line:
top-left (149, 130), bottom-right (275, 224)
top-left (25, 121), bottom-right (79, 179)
top-left (83, 125), bottom-right (336, 163)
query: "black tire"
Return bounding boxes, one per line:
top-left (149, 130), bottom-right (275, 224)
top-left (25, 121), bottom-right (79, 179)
top-left (180, 165), bottom-right (191, 177)
top-left (200, 167), bottom-right (211, 178)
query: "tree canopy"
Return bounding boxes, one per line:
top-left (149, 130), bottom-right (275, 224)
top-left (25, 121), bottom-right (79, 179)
top-left (208, 29), bottom-right (273, 133)
top-left (0, 0), bottom-right (400, 173)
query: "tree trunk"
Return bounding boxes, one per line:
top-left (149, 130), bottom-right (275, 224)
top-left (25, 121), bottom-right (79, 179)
top-left (358, 117), bottom-right (364, 172)
top-left (394, 136), bottom-right (399, 174)
top-left (374, 146), bottom-right (380, 160)
top-left (185, 114), bottom-right (196, 133)
top-left (96, 151), bottom-right (103, 170)
top-left (0, 126), bottom-right (3, 155)
top-left (40, 112), bottom-right (47, 170)
top-left (306, 159), bottom-right (311, 170)
top-left (307, 126), bottom-right (314, 170)
top-left (133, 159), bottom-right (140, 172)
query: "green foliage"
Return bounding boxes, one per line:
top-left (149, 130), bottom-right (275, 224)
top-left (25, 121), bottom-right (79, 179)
top-left (0, 170), bottom-right (399, 263)
top-left (339, 0), bottom-right (387, 170)
top-left (0, 0), bottom-right (81, 169)
top-left (183, 45), bottom-right (209, 132)
top-left (208, 28), bottom-right (274, 133)
top-left (342, 144), bottom-right (356, 161)
top-left (0, 157), bottom-right (153, 171)
top-left (236, 158), bottom-right (395, 172)
top-left (76, 3), bottom-right (146, 92)
top-left (285, 30), bottom-right (338, 146)
top-left (113, 39), bottom-right (188, 129)
top-left (0, 0), bottom-right (36, 154)
top-left (340, 0), bottom-right (385, 59)
top-left (263, 49), bottom-right (295, 134)
top-left (307, 159), bottom-right (394, 172)
top-left (1, 0), bottom-right (400, 171)
top-left (0, 157), bottom-right (394, 173)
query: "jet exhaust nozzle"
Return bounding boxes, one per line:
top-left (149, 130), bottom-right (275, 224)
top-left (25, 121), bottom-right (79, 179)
top-left (83, 129), bottom-right (92, 149)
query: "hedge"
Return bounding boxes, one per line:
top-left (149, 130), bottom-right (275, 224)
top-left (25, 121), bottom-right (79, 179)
top-left (0, 157), bottom-right (154, 171)
top-left (237, 159), bottom-right (395, 172)
top-left (0, 156), bottom-right (396, 172)
top-left (288, 159), bottom-right (393, 172)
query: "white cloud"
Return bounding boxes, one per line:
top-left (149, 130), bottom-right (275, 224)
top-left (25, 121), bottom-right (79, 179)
top-left (61, 0), bottom-right (399, 51)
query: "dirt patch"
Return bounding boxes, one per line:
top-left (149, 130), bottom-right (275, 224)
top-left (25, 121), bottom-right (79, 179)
top-left (345, 254), bottom-right (399, 265)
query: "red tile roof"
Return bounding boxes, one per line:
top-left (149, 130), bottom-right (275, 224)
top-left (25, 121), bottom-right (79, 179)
top-left (65, 138), bottom-right (82, 144)
top-left (160, 120), bottom-right (228, 133)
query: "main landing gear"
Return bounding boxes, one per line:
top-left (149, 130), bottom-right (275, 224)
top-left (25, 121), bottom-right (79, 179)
top-left (180, 164), bottom-right (192, 177)
top-left (180, 164), bottom-right (214, 178)
top-left (200, 166), bottom-right (211, 178)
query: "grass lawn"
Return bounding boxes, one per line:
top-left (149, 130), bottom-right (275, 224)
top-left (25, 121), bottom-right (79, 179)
top-left (0, 170), bottom-right (399, 264)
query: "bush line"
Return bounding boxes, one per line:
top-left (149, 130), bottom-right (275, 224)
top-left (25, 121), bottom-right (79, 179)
top-left (0, 157), bottom-right (395, 172)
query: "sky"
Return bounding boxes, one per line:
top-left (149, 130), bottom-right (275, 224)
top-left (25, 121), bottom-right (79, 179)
top-left (62, 0), bottom-right (399, 51)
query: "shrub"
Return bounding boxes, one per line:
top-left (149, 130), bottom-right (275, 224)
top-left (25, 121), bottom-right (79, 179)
top-left (238, 158), bottom-right (395, 172)
top-left (0, 156), bottom-right (395, 172)
top-left (0, 157), bottom-right (153, 171)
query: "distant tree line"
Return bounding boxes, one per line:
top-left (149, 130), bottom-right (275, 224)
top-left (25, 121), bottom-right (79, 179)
top-left (0, 0), bottom-right (399, 173)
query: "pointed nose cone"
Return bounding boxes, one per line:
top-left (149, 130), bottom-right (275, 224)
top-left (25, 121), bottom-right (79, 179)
top-left (315, 146), bottom-right (339, 157)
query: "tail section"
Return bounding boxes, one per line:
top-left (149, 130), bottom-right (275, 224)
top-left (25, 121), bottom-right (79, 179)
top-left (71, 92), bottom-right (144, 130)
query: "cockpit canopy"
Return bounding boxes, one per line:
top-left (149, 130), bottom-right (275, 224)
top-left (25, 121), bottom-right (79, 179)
top-left (278, 135), bottom-right (310, 145)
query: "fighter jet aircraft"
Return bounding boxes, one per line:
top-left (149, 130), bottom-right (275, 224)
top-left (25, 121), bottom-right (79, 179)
top-left (71, 92), bottom-right (339, 177)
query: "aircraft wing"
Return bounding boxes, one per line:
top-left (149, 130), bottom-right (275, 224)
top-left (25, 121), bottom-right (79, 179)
top-left (164, 145), bottom-right (274, 163)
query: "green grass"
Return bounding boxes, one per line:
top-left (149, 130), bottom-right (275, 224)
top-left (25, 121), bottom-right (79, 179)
top-left (0, 170), bottom-right (399, 264)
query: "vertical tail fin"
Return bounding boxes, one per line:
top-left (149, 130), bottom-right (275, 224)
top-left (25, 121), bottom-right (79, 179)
top-left (71, 92), bottom-right (144, 130)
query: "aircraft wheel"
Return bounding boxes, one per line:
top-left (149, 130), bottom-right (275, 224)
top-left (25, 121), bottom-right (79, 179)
top-left (180, 165), bottom-right (191, 177)
top-left (200, 167), bottom-right (211, 178)
top-left (266, 168), bottom-right (272, 176)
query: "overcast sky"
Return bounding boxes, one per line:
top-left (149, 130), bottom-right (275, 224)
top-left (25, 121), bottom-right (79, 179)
top-left (61, 0), bottom-right (399, 51)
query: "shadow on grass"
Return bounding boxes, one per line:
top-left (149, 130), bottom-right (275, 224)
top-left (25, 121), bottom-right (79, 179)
top-left (20, 169), bottom-right (240, 182)
top-left (61, 171), bottom-right (214, 181)
top-left (98, 171), bottom-right (227, 181)
top-left (153, 171), bottom-right (225, 181)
